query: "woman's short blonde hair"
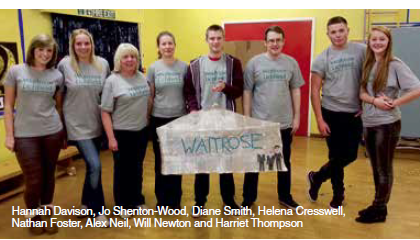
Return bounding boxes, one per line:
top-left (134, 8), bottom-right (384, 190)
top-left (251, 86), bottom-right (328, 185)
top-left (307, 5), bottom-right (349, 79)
top-left (26, 34), bottom-right (58, 69)
top-left (69, 28), bottom-right (102, 74)
top-left (113, 43), bottom-right (140, 72)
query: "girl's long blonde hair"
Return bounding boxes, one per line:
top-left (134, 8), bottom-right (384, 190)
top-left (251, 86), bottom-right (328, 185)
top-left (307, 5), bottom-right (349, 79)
top-left (69, 29), bottom-right (102, 74)
top-left (361, 26), bottom-right (394, 94)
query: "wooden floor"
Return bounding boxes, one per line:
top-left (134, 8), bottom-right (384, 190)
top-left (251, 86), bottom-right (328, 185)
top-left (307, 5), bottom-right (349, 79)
top-left (1, 137), bottom-right (419, 238)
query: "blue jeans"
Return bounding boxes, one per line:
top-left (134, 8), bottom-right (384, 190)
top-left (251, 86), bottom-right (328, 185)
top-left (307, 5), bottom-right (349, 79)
top-left (75, 137), bottom-right (105, 214)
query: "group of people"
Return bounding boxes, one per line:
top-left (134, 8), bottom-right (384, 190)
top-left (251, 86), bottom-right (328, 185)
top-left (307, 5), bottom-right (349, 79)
top-left (307, 16), bottom-right (420, 224)
top-left (3, 15), bottom-right (420, 235)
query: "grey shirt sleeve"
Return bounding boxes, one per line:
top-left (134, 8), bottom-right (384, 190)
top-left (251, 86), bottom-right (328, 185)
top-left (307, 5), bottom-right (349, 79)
top-left (100, 77), bottom-right (114, 112)
top-left (56, 72), bottom-right (65, 93)
top-left (243, 59), bottom-right (255, 91)
top-left (311, 52), bottom-right (327, 79)
top-left (290, 59), bottom-right (305, 89)
top-left (360, 44), bottom-right (367, 63)
top-left (394, 60), bottom-right (420, 93)
top-left (4, 65), bottom-right (18, 87)
top-left (57, 59), bottom-right (65, 73)
top-left (146, 64), bottom-right (155, 84)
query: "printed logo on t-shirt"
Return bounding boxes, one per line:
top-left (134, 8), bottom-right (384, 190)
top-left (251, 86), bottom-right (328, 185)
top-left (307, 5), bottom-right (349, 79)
top-left (75, 75), bottom-right (102, 88)
top-left (19, 78), bottom-right (56, 93)
top-left (155, 72), bottom-right (183, 87)
top-left (329, 57), bottom-right (355, 72)
top-left (262, 69), bottom-right (288, 83)
top-left (127, 85), bottom-right (150, 97)
top-left (204, 70), bottom-right (226, 85)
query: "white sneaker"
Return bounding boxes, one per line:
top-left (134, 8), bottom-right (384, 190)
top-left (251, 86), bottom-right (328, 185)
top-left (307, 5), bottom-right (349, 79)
top-left (191, 205), bottom-right (203, 218)
top-left (119, 213), bottom-right (132, 219)
top-left (137, 204), bottom-right (149, 210)
top-left (95, 215), bottom-right (110, 228)
top-left (77, 205), bottom-right (89, 218)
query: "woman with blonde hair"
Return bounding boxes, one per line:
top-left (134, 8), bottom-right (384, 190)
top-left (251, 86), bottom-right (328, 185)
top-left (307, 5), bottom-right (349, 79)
top-left (3, 34), bottom-right (64, 235)
top-left (101, 43), bottom-right (152, 218)
top-left (357, 26), bottom-right (420, 223)
top-left (57, 29), bottom-right (110, 226)
top-left (147, 31), bottom-right (187, 209)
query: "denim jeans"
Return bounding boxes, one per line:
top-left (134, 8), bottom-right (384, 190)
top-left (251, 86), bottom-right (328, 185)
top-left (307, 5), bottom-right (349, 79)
top-left (113, 127), bottom-right (148, 208)
top-left (74, 137), bottom-right (105, 214)
top-left (365, 120), bottom-right (401, 207)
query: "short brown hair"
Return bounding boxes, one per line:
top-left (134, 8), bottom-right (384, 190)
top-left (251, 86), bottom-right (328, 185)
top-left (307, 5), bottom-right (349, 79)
top-left (327, 16), bottom-right (348, 27)
top-left (206, 24), bottom-right (225, 39)
top-left (264, 26), bottom-right (285, 41)
top-left (26, 34), bottom-right (58, 69)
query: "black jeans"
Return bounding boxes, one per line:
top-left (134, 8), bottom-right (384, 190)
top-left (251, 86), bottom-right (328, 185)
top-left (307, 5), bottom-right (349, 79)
top-left (112, 128), bottom-right (148, 208)
top-left (150, 116), bottom-right (183, 207)
top-left (312, 107), bottom-right (363, 196)
top-left (243, 128), bottom-right (293, 203)
top-left (195, 173), bottom-right (235, 206)
top-left (365, 120), bottom-right (401, 208)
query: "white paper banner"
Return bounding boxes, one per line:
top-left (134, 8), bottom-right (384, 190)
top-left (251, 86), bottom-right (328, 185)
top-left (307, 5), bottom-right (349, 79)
top-left (157, 107), bottom-right (287, 175)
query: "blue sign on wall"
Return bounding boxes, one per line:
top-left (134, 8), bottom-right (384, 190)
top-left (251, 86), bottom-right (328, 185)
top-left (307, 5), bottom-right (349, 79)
top-left (0, 95), bottom-right (4, 117)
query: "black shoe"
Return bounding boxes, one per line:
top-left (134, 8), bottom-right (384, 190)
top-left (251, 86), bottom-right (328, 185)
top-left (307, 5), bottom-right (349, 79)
top-left (224, 201), bottom-right (240, 210)
top-left (355, 215), bottom-right (386, 223)
top-left (329, 195), bottom-right (344, 209)
top-left (307, 171), bottom-right (322, 202)
top-left (279, 197), bottom-right (300, 210)
top-left (224, 201), bottom-right (240, 215)
top-left (29, 215), bottom-right (45, 235)
top-left (241, 201), bottom-right (254, 208)
top-left (355, 206), bottom-right (387, 223)
top-left (358, 205), bottom-right (376, 216)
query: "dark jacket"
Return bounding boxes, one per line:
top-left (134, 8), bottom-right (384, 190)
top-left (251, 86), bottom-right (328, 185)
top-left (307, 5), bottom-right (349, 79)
top-left (183, 54), bottom-right (244, 113)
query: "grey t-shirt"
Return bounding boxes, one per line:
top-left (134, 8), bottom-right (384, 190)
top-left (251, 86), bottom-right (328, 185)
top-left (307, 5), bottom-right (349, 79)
top-left (244, 53), bottom-right (305, 129)
top-left (100, 72), bottom-right (150, 131)
top-left (147, 59), bottom-right (187, 118)
top-left (362, 58), bottom-right (420, 127)
top-left (58, 56), bottom-right (110, 140)
top-left (4, 64), bottom-right (64, 137)
top-left (199, 54), bottom-right (227, 109)
top-left (312, 42), bottom-right (366, 113)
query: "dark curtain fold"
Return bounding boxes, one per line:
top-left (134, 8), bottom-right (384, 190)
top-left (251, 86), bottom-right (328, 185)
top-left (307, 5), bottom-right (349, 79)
top-left (52, 13), bottom-right (141, 71)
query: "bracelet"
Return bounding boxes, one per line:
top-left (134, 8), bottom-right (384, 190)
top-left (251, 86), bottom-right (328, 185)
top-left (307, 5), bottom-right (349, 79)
top-left (372, 98), bottom-right (376, 105)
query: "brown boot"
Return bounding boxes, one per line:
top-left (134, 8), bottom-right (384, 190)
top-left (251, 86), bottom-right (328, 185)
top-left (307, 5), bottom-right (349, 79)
top-left (28, 215), bottom-right (45, 235)
top-left (41, 207), bottom-right (59, 234)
